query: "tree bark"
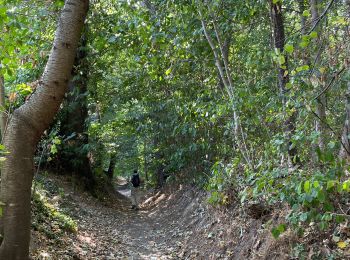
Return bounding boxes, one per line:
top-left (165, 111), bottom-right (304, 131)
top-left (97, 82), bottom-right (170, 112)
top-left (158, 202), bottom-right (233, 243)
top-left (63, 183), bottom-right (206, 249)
top-left (270, 0), bottom-right (298, 164)
top-left (0, 1), bottom-right (89, 258)
top-left (0, 73), bottom-right (7, 138)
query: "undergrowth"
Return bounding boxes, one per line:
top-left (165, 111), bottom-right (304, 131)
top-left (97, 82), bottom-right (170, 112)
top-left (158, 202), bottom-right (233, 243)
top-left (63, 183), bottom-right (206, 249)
top-left (206, 148), bottom-right (350, 257)
top-left (31, 183), bottom-right (77, 240)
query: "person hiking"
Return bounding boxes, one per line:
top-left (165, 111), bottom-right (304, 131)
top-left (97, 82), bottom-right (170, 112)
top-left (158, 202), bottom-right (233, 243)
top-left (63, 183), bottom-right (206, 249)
top-left (130, 169), bottom-right (141, 209)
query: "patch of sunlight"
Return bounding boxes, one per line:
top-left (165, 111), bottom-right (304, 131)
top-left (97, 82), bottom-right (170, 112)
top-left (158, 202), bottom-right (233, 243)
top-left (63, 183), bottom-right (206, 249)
top-left (39, 251), bottom-right (51, 259)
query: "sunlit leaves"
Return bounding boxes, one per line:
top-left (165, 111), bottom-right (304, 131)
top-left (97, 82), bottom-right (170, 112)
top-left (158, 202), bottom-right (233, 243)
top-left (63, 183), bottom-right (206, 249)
top-left (284, 44), bottom-right (294, 54)
top-left (309, 31), bottom-right (318, 39)
top-left (302, 10), bottom-right (310, 17)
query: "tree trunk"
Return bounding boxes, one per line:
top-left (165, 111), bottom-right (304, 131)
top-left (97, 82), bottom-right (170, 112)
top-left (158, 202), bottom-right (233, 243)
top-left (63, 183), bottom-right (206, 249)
top-left (311, 0), bottom-right (328, 152)
top-left (339, 0), bottom-right (350, 159)
top-left (0, 73), bottom-right (7, 138)
top-left (107, 152), bottom-right (117, 179)
top-left (270, 0), bottom-right (298, 164)
top-left (198, 9), bottom-right (252, 168)
top-left (298, 0), bottom-right (307, 35)
top-left (0, 1), bottom-right (88, 258)
top-left (298, 0), bottom-right (310, 64)
top-left (340, 83), bottom-right (350, 159)
top-left (144, 139), bottom-right (149, 182)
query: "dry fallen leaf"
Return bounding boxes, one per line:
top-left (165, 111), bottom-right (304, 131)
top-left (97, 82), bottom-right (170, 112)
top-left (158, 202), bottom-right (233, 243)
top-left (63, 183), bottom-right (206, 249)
top-left (9, 92), bottom-right (17, 103)
top-left (337, 241), bottom-right (348, 249)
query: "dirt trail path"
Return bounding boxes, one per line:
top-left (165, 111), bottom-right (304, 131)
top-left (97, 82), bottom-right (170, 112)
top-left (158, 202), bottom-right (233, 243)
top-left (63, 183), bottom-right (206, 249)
top-left (32, 176), bottom-right (192, 259)
top-left (32, 174), bottom-right (287, 259)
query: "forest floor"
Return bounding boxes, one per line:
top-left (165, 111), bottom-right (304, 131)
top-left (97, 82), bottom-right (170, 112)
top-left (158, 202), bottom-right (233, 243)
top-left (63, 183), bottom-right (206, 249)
top-left (30, 173), bottom-right (310, 259)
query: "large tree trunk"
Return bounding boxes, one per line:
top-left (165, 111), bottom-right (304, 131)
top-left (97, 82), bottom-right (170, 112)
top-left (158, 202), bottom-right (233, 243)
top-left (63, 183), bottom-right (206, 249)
top-left (270, 0), bottom-right (298, 164)
top-left (0, 1), bottom-right (89, 259)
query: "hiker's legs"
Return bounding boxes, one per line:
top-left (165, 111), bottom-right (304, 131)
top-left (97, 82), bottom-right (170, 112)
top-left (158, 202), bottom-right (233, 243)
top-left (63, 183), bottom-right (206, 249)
top-left (131, 187), bottom-right (135, 206)
top-left (131, 187), bottom-right (139, 208)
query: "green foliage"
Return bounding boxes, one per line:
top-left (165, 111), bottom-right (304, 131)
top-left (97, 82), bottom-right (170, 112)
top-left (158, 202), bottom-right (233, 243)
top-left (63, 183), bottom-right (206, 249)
top-left (271, 224), bottom-right (286, 239)
top-left (247, 151), bottom-right (350, 238)
top-left (206, 161), bottom-right (239, 205)
top-left (3, 2), bottom-right (350, 256)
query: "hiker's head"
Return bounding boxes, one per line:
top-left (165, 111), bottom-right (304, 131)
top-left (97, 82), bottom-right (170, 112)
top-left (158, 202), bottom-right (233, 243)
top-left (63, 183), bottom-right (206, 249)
top-left (134, 169), bottom-right (137, 174)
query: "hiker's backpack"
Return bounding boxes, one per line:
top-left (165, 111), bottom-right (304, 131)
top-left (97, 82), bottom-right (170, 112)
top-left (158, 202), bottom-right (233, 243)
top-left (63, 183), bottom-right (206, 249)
top-left (131, 173), bottom-right (140, 187)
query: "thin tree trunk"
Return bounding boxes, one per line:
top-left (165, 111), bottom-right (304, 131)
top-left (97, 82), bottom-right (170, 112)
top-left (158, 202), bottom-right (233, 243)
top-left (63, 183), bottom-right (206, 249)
top-left (311, 0), bottom-right (327, 152)
top-left (0, 74), bottom-right (6, 138)
top-left (270, 0), bottom-right (298, 164)
top-left (107, 152), bottom-right (117, 179)
top-left (198, 8), bottom-right (252, 168)
top-left (144, 139), bottom-right (149, 182)
top-left (298, 0), bottom-right (307, 35)
top-left (298, 0), bottom-right (309, 63)
top-left (0, 73), bottom-right (5, 241)
top-left (0, 1), bottom-right (88, 258)
top-left (339, 0), bottom-right (350, 159)
top-left (340, 83), bottom-right (350, 159)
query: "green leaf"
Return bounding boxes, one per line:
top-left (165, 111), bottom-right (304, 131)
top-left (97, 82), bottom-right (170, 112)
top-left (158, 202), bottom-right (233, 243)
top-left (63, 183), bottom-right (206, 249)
top-left (302, 10), bottom-right (311, 17)
top-left (278, 55), bottom-right (285, 65)
top-left (317, 190), bottom-right (326, 203)
top-left (286, 82), bottom-right (292, 89)
top-left (50, 144), bottom-right (58, 154)
top-left (300, 212), bottom-right (308, 222)
top-left (271, 223), bottom-right (286, 238)
top-left (319, 221), bottom-right (328, 230)
top-left (0, 7), bottom-right (7, 19)
top-left (165, 68), bottom-right (172, 75)
top-left (297, 182), bottom-right (303, 194)
top-left (53, 137), bottom-right (61, 145)
top-left (335, 215), bottom-right (345, 223)
top-left (304, 180), bottom-right (311, 193)
top-left (313, 181), bottom-right (320, 188)
top-left (296, 65), bottom-right (309, 72)
top-left (342, 180), bottom-right (350, 192)
top-left (284, 44), bottom-right (294, 54)
top-left (299, 40), bottom-right (309, 48)
top-left (326, 180), bottom-right (336, 190)
top-left (309, 31), bottom-right (318, 39)
top-left (322, 213), bottom-right (332, 222)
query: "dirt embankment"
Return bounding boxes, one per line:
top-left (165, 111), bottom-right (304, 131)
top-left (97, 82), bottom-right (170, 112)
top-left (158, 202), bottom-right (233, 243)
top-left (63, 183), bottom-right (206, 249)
top-left (140, 184), bottom-right (293, 259)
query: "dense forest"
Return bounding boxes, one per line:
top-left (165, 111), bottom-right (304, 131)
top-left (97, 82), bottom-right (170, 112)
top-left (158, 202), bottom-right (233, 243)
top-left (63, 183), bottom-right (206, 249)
top-left (1, 0), bottom-right (350, 259)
